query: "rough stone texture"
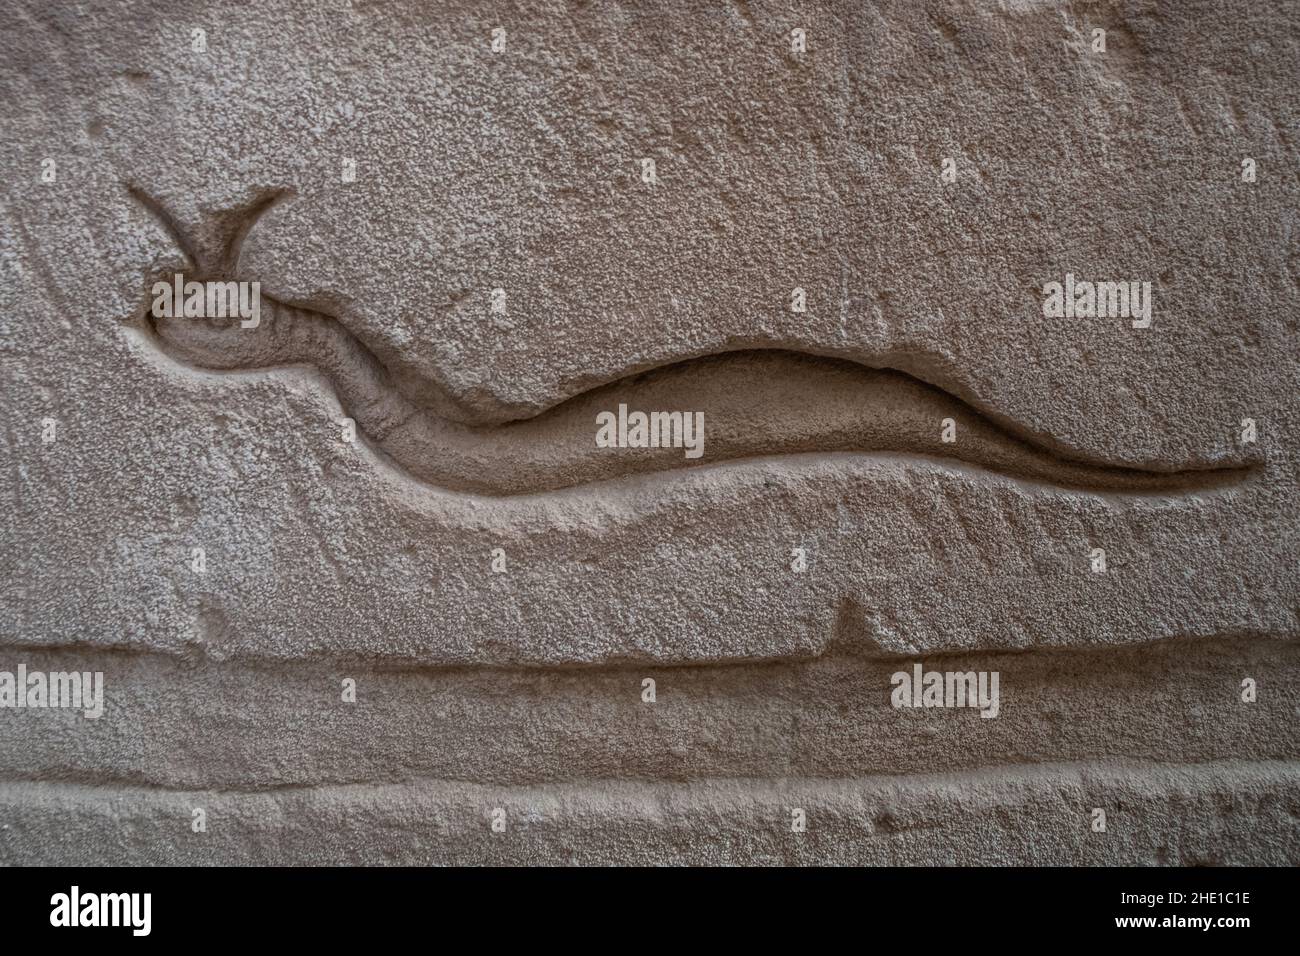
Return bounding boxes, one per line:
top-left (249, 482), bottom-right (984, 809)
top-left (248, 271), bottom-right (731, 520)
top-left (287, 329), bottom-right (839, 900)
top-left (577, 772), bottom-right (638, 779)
top-left (1, 0), bottom-right (1297, 864)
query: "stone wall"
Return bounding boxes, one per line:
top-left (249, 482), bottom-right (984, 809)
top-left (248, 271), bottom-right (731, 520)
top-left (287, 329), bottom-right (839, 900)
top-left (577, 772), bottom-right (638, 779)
top-left (2, 0), bottom-right (1297, 865)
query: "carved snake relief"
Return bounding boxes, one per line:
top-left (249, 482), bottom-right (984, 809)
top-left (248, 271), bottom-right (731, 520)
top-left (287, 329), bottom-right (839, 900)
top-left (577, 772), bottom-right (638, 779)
top-left (128, 186), bottom-right (1260, 497)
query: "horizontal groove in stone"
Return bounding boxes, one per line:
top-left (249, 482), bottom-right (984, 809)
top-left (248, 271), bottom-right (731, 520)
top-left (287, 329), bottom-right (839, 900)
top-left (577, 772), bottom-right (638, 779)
top-left (2, 758), bottom-right (1296, 865)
